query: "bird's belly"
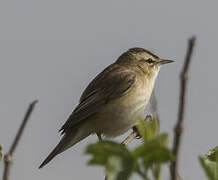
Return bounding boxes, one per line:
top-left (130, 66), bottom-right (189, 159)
top-left (94, 91), bottom-right (150, 137)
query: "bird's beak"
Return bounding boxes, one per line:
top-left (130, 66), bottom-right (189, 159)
top-left (159, 59), bottom-right (174, 65)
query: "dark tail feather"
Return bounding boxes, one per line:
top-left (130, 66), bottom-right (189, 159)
top-left (38, 145), bottom-right (60, 169)
top-left (38, 134), bottom-right (70, 169)
top-left (39, 124), bottom-right (90, 169)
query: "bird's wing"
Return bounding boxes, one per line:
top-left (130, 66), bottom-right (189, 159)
top-left (59, 65), bottom-right (136, 134)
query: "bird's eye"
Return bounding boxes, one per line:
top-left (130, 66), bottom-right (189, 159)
top-left (146, 58), bottom-right (154, 64)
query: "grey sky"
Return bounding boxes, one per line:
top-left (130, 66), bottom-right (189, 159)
top-left (0, 0), bottom-right (217, 179)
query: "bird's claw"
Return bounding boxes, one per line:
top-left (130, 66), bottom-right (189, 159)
top-left (132, 126), bottom-right (141, 139)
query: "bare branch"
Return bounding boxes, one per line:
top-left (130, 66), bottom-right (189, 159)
top-left (0, 144), bottom-right (2, 161)
top-left (121, 131), bottom-right (138, 146)
top-left (3, 100), bottom-right (38, 180)
top-left (170, 36), bottom-right (196, 180)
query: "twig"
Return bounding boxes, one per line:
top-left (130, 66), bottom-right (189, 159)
top-left (170, 36), bottom-right (196, 180)
top-left (3, 100), bottom-right (38, 180)
top-left (0, 144), bottom-right (2, 161)
top-left (121, 131), bottom-right (138, 146)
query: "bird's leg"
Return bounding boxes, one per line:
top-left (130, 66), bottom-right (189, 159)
top-left (96, 133), bottom-right (103, 141)
top-left (132, 126), bottom-right (141, 139)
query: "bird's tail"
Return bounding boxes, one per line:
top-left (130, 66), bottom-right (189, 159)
top-left (39, 124), bottom-right (91, 169)
top-left (38, 141), bottom-right (62, 169)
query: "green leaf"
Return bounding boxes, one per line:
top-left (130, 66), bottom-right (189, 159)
top-left (142, 146), bottom-right (174, 168)
top-left (200, 147), bottom-right (218, 180)
top-left (86, 141), bottom-right (130, 165)
top-left (199, 156), bottom-right (216, 180)
top-left (86, 141), bottom-right (136, 180)
top-left (206, 147), bottom-right (218, 162)
top-left (137, 116), bottom-right (159, 142)
top-left (132, 134), bottom-right (169, 158)
top-left (106, 155), bottom-right (135, 180)
top-left (132, 133), bottom-right (173, 169)
top-left (151, 133), bottom-right (169, 147)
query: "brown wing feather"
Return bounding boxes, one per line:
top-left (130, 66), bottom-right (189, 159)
top-left (59, 64), bottom-right (136, 134)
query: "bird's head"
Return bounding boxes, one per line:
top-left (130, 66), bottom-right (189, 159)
top-left (116, 47), bottom-right (174, 76)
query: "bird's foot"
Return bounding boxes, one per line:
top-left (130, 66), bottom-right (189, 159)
top-left (132, 126), bottom-right (141, 139)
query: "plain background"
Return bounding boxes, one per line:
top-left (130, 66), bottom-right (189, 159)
top-left (0, 0), bottom-right (217, 179)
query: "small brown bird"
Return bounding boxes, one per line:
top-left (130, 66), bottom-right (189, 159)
top-left (39, 47), bottom-right (173, 168)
